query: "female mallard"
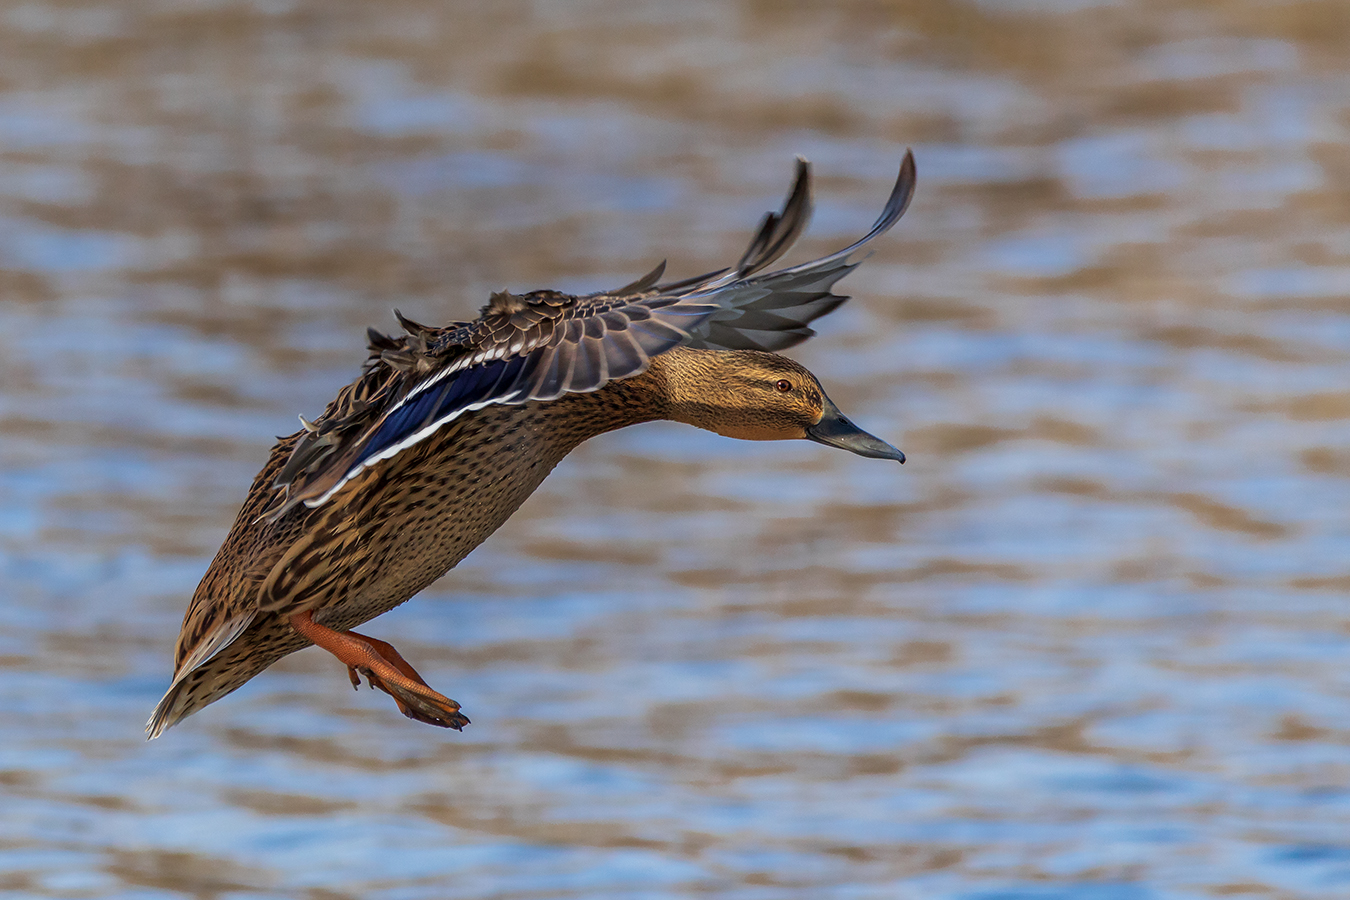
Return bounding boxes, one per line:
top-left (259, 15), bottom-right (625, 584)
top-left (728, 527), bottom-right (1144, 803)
top-left (148, 152), bottom-right (915, 738)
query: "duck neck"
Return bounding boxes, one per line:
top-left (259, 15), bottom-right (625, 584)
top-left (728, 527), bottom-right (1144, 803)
top-left (639, 346), bottom-right (744, 435)
top-left (553, 347), bottom-right (716, 437)
top-left (558, 347), bottom-right (764, 444)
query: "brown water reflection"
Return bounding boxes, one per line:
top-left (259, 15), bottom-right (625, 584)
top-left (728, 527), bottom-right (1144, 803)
top-left (2, 0), bottom-right (1350, 897)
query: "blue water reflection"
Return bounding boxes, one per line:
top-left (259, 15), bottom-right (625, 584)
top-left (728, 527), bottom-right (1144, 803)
top-left (2, 0), bottom-right (1350, 897)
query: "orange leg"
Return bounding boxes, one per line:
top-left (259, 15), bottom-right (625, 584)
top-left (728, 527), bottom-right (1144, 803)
top-left (344, 631), bottom-right (427, 688)
top-left (289, 610), bottom-right (469, 730)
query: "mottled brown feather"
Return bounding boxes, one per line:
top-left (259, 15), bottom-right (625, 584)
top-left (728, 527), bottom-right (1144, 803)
top-left (147, 153), bottom-right (916, 738)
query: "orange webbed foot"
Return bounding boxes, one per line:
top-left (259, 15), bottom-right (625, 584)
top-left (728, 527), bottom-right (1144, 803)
top-left (290, 611), bottom-right (469, 730)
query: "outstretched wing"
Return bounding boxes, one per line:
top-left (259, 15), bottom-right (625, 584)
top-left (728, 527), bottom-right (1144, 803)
top-left (676, 149), bottom-right (916, 352)
top-left (269, 151), bottom-right (916, 517)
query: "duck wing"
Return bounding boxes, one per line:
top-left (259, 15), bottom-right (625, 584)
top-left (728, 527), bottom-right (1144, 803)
top-left (267, 152), bottom-right (915, 516)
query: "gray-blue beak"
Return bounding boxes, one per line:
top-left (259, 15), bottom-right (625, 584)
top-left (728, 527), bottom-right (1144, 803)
top-left (806, 395), bottom-right (905, 463)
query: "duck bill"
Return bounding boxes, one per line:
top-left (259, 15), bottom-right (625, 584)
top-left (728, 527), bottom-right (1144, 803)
top-left (806, 396), bottom-right (905, 463)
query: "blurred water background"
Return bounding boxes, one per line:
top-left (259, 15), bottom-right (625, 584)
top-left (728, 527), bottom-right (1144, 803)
top-left (3, 0), bottom-right (1350, 897)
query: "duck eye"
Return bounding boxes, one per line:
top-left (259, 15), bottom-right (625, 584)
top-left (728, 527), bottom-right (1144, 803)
top-left (775, 379), bottom-right (793, 392)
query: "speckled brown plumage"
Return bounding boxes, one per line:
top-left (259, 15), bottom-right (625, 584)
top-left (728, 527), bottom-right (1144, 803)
top-left (148, 153), bottom-right (916, 737)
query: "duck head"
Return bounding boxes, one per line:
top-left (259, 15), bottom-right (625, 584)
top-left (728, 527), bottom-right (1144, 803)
top-left (652, 348), bottom-right (904, 463)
